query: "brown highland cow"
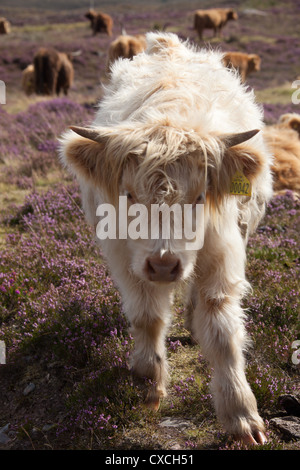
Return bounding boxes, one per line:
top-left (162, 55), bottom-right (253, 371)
top-left (85, 9), bottom-right (113, 36)
top-left (33, 48), bottom-right (74, 96)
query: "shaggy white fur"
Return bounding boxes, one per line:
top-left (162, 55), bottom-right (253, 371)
top-left (60, 32), bottom-right (273, 444)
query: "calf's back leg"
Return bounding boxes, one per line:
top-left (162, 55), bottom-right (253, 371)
top-left (189, 225), bottom-right (266, 444)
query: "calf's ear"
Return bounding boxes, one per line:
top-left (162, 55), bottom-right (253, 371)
top-left (208, 129), bottom-right (264, 202)
top-left (59, 126), bottom-right (120, 200)
top-left (221, 129), bottom-right (263, 180)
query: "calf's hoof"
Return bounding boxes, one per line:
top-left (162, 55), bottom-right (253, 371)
top-left (144, 386), bottom-right (166, 412)
top-left (145, 396), bottom-right (161, 411)
top-left (236, 430), bottom-right (267, 446)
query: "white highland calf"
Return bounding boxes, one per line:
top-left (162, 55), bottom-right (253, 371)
top-left (60, 32), bottom-right (273, 445)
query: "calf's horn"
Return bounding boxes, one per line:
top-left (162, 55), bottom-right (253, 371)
top-left (70, 126), bottom-right (103, 143)
top-left (221, 129), bottom-right (260, 148)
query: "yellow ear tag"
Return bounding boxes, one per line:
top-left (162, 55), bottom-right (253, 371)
top-left (229, 171), bottom-right (251, 196)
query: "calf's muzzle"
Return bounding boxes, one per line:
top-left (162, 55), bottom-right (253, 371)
top-left (145, 254), bottom-right (181, 282)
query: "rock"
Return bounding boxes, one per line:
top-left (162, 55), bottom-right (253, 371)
top-left (23, 382), bottom-right (35, 396)
top-left (242, 9), bottom-right (268, 16)
top-left (42, 424), bottom-right (55, 432)
top-left (0, 424), bottom-right (10, 445)
top-left (279, 394), bottom-right (300, 417)
top-left (270, 416), bottom-right (300, 441)
top-left (159, 417), bottom-right (191, 429)
top-left (169, 442), bottom-right (183, 450)
top-left (0, 433), bottom-right (10, 445)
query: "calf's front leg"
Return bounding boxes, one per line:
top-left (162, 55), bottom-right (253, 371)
top-left (130, 315), bottom-right (169, 410)
top-left (118, 277), bottom-right (172, 410)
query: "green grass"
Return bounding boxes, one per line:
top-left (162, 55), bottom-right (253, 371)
top-left (19, 21), bottom-right (87, 34)
top-left (256, 84), bottom-right (296, 104)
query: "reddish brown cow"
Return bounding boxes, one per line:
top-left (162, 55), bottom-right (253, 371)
top-left (0, 17), bottom-right (10, 34)
top-left (85, 9), bottom-right (113, 36)
top-left (222, 51), bottom-right (261, 83)
top-left (22, 64), bottom-right (35, 96)
top-left (106, 34), bottom-right (147, 72)
top-left (277, 113), bottom-right (300, 138)
top-left (264, 124), bottom-right (300, 192)
top-left (194, 8), bottom-right (238, 40)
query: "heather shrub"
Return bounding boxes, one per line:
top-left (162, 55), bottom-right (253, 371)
top-left (245, 192), bottom-right (300, 411)
top-left (0, 183), bottom-right (138, 444)
top-left (0, 99), bottom-right (93, 187)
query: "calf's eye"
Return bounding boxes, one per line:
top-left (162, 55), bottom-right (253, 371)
top-left (194, 192), bottom-right (206, 205)
top-left (125, 191), bottom-right (135, 203)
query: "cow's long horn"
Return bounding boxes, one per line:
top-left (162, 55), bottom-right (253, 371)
top-left (221, 129), bottom-right (260, 148)
top-left (70, 49), bottom-right (82, 57)
top-left (70, 126), bottom-right (102, 142)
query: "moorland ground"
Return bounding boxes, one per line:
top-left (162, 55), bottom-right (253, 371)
top-left (0, 0), bottom-right (299, 451)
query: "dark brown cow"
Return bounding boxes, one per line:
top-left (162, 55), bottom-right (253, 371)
top-left (56, 53), bottom-right (74, 96)
top-left (33, 48), bottom-right (74, 96)
top-left (85, 9), bottom-right (113, 36)
top-left (194, 8), bottom-right (238, 40)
